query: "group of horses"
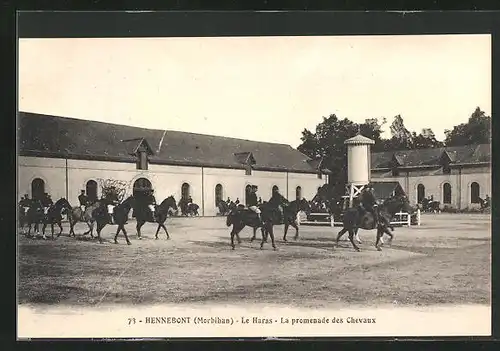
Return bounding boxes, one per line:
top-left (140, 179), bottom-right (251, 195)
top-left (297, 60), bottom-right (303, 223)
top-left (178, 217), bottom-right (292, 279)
top-left (18, 195), bottom-right (178, 245)
top-left (18, 190), bottom-right (414, 253)
top-left (225, 194), bottom-right (413, 252)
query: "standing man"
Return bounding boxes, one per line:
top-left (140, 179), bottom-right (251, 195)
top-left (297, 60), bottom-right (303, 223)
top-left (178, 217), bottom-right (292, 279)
top-left (246, 185), bottom-right (261, 222)
top-left (78, 190), bottom-right (88, 212)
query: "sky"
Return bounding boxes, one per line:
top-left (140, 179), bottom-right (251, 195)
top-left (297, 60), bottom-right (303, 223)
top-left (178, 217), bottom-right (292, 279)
top-left (18, 35), bottom-right (491, 148)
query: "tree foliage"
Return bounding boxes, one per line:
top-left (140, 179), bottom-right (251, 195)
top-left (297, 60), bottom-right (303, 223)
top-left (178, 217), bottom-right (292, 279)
top-left (444, 107), bottom-right (491, 146)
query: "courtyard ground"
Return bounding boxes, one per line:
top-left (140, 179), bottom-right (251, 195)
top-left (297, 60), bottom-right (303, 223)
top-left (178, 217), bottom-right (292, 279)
top-left (18, 213), bottom-right (490, 309)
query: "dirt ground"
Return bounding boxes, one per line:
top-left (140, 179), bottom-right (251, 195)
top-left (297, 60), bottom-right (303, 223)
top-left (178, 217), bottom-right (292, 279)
top-left (18, 213), bottom-right (490, 309)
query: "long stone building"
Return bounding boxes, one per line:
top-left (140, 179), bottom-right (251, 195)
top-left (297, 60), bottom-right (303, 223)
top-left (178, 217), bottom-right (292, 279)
top-left (370, 144), bottom-right (491, 209)
top-left (18, 112), bottom-right (327, 216)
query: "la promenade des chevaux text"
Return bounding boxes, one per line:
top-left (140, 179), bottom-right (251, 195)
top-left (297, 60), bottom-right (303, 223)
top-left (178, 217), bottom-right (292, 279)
top-left (128, 316), bottom-right (376, 326)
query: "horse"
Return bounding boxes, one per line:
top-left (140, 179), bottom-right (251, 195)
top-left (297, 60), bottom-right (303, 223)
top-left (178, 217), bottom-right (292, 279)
top-left (186, 203), bottom-right (200, 216)
top-left (335, 194), bottom-right (413, 252)
top-left (20, 200), bottom-right (47, 238)
top-left (217, 200), bottom-right (232, 216)
top-left (67, 201), bottom-right (101, 237)
top-left (93, 196), bottom-right (135, 245)
top-left (226, 203), bottom-right (281, 250)
top-left (133, 196), bottom-right (178, 240)
top-left (40, 198), bottom-right (72, 239)
top-left (18, 204), bottom-right (31, 235)
top-left (248, 198), bottom-right (312, 242)
top-left (421, 198), bottom-right (440, 213)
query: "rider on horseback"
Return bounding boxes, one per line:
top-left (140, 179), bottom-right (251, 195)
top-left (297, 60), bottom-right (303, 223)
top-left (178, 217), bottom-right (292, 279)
top-left (359, 184), bottom-right (379, 226)
top-left (102, 188), bottom-right (119, 224)
top-left (78, 190), bottom-right (88, 212)
top-left (145, 189), bottom-right (157, 220)
top-left (269, 188), bottom-right (288, 223)
top-left (41, 193), bottom-right (53, 215)
top-left (246, 185), bottom-right (262, 222)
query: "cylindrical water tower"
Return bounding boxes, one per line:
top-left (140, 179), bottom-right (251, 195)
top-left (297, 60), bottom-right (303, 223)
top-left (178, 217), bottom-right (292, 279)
top-left (344, 134), bottom-right (375, 207)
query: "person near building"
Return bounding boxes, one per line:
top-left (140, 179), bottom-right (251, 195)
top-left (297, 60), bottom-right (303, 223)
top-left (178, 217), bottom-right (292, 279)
top-left (78, 190), bottom-right (88, 212)
top-left (246, 185), bottom-right (261, 222)
top-left (359, 184), bottom-right (379, 225)
top-left (145, 189), bottom-right (157, 220)
top-left (40, 192), bottom-right (53, 215)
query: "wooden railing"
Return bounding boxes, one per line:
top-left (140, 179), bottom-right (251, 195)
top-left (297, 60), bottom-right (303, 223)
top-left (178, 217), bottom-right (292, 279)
top-left (297, 209), bottom-right (421, 227)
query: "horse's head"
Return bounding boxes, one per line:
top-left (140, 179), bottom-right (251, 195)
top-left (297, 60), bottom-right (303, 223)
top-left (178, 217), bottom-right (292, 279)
top-left (298, 198), bottom-right (311, 214)
top-left (163, 196), bottom-right (178, 215)
top-left (383, 194), bottom-right (412, 215)
top-left (55, 198), bottom-right (72, 214)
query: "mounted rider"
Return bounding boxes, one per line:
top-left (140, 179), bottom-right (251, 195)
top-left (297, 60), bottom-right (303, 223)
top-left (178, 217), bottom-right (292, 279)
top-left (40, 192), bottom-right (53, 215)
top-left (102, 187), bottom-right (120, 224)
top-left (246, 185), bottom-right (262, 222)
top-left (268, 188), bottom-right (288, 223)
top-left (359, 184), bottom-right (379, 225)
top-left (145, 189), bottom-right (157, 220)
top-left (19, 194), bottom-right (31, 215)
top-left (78, 190), bottom-right (88, 212)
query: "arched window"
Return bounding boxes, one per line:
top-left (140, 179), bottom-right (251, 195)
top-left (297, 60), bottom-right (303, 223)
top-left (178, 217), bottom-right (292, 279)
top-left (443, 183), bottom-right (452, 204)
top-left (471, 182), bottom-right (480, 204)
top-left (417, 184), bottom-right (425, 204)
top-left (31, 178), bottom-right (45, 201)
top-left (215, 184), bottom-right (223, 206)
top-left (181, 183), bottom-right (190, 201)
top-left (245, 184), bottom-right (252, 205)
top-left (133, 178), bottom-right (152, 198)
top-left (86, 180), bottom-right (98, 202)
top-left (296, 186), bottom-right (302, 200)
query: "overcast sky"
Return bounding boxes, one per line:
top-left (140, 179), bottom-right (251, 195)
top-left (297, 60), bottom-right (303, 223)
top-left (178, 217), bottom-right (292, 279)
top-left (19, 35), bottom-right (490, 148)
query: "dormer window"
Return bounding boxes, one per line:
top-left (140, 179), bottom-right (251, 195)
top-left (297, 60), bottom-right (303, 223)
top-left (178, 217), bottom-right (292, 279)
top-left (122, 138), bottom-right (154, 171)
top-left (234, 151), bottom-right (256, 176)
top-left (391, 167), bottom-right (400, 177)
top-left (441, 152), bottom-right (452, 174)
top-left (317, 172), bottom-right (323, 179)
top-left (443, 163), bottom-right (451, 174)
top-left (245, 164), bottom-right (252, 176)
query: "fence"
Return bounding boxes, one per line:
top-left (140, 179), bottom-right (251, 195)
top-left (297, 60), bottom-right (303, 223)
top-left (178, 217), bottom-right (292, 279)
top-left (297, 209), bottom-right (421, 227)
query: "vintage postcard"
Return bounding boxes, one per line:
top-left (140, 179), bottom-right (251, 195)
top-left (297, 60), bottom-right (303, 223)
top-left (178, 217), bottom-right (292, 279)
top-left (17, 23), bottom-right (491, 339)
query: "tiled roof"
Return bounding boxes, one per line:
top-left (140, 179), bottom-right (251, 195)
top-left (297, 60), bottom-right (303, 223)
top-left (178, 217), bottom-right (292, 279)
top-left (371, 144), bottom-right (491, 169)
top-left (18, 112), bottom-right (318, 173)
top-left (371, 181), bottom-right (405, 199)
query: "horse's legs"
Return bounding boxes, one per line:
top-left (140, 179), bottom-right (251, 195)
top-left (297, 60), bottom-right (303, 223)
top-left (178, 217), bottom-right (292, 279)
top-left (121, 224), bottom-right (132, 245)
top-left (96, 222), bottom-right (105, 244)
top-left (230, 224), bottom-right (244, 250)
top-left (375, 227), bottom-right (384, 251)
top-left (155, 223), bottom-right (161, 240)
top-left (261, 223), bottom-right (276, 251)
top-left (291, 221), bottom-right (299, 241)
top-left (41, 223), bottom-right (47, 239)
top-left (348, 229), bottom-right (361, 252)
top-left (57, 221), bottom-right (63, 237)
top-left (250, 227), bottom-right (257, 242)
top-left (383, 226), bottom-right (393, 245)
top-left (336, 227), bottom-right (348, 245)
top-left (354, 228), bottom-right (362, 244)
top-left (136, 220), bottom-right (144, 239)
top-left (283, 222), bottom-right (289, 241)
top-left (161, 224), bottom-right (170, 240)
top-left (51, 223), bottom-right (55, 239)
top-left (89, 221), bottom-right (95, 238)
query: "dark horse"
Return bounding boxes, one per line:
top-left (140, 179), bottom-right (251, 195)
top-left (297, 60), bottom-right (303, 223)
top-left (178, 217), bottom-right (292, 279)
top-left (41, 198), bottom-right (72, 239)
top-left (335, 194), bottom-right (413, 252)
top-left (248, 198), bottom-right (312, 242)
top-left (217, 200), bottom-right (233, 216)
top-left (133, 196), bottom-right (178, 240)
top-left (226, 203), bottom-right (282, 250)
top-left (92, 196), bottom-right (135, 245)
top-left (19, 201), bottom-right (44, 237)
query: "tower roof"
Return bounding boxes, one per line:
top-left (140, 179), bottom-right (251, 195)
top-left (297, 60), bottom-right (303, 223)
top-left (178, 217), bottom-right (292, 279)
top-left (344, 134), bottom-right (375, 145)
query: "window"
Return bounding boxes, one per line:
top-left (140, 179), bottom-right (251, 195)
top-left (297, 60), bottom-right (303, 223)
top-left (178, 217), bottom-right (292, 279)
top-left (245, 184), bottom-right (252, 205)
top-left (215, 184), bottom-right (223, 206)
top-left (31, 178), bottom-right (45, 201)
top-left (133, 178), bottom-right (152, 198)
top-left (471, 182), bottom-right (480, 204)
top-left (296, 186), bottom-right (302, 200)
top-left (181, 183), bottom-right (190, 201)
top-left (245, 165), bottom-right (252, 176)
top-left (417, 184), bottom-right (425, 204)
top-left (137, 150), bottom-right (148, 170)
top-left (86, 180), bottom-right (98, 202)
top-left (443, 183), bottom-right (452, 204)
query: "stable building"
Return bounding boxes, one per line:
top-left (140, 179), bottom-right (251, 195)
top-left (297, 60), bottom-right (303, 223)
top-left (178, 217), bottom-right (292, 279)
top-left (370, 144), bottom-right (491, 210)
top-left (18, 112), bottom-right (327, 216)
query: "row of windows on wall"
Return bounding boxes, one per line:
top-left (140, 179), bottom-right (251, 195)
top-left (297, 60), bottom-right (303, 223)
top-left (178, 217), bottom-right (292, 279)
top-left (29, 178), bottom-right (304, 206)
top-left (416, 182), bottom-right (482, 204)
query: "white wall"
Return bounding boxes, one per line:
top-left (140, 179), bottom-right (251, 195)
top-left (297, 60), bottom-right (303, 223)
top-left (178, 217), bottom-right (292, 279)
top-left (18, 156), bottom-right (325, 216)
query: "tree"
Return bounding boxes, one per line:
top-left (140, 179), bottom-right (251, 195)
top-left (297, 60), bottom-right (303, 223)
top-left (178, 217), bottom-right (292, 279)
top-left (412, 128), bottom-right (444, 149)
top-left (383, 114), bottom-right (415, 150)
top-left (444, 107), bottom-right (491, 146)
top-left (297, 114), bottom-right (387, 196)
